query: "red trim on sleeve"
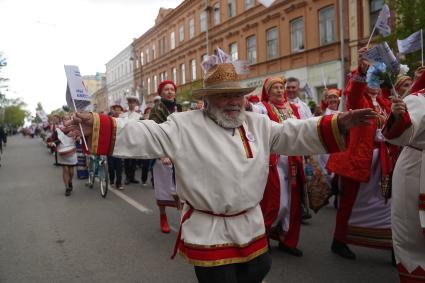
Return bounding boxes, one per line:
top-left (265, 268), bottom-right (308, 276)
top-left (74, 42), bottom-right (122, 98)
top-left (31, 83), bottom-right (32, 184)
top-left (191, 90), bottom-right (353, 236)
top-left (319, 114), bottom-right (345, 153)
top-left (382, 112), bottom-right (412, 140)
top-left (96, 114), bottom-right (113, 155)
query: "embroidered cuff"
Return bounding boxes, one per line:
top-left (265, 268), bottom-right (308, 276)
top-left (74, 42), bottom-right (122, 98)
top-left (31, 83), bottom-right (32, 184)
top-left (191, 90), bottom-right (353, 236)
top-left (91, 113), bottom-right (115, 155)
top-left (317, 114), bottom-right (345, 153)
top-left (382, 112), bottom-right (412, 140)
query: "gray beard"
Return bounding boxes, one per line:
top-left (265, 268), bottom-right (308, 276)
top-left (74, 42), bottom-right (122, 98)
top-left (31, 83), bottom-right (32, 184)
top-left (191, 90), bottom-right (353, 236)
top-left (204, 105), bottom-right (245, 129)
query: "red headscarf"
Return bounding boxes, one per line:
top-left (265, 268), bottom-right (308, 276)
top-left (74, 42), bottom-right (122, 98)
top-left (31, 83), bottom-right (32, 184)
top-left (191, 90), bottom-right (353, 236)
top-left (157, 80), bottom-right (177, 96)
top-left (261, 77), bottom-right (286, 102)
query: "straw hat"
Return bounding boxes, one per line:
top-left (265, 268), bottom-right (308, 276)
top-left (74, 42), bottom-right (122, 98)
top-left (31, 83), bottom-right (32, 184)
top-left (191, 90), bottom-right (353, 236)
top-left (192, 63), bottom-right (256, 99)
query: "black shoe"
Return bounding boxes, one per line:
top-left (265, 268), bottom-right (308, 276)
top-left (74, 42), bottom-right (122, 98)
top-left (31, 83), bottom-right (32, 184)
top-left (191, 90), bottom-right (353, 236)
top-left (130, 179), bottom-right (139, 184)
top-left (278, 243), bottom-right (303, 257)
top-left (65, 188), bottom-right (72, 196)
top-left (69, 182), bottom-right (73, 191)
top-left (331, 238), bottom-right (356, 259)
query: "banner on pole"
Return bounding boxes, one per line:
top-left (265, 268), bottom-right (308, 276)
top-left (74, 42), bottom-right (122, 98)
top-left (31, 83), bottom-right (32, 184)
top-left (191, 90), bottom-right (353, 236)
top-left (303, 83), bottom-right (314, 99)
top-left (397, 30), bottom-right (423, 54)
top-left (36, 110), bottom-right (48, 123)
top-left (64, 65), bottom-right (91, 111)
top-left (361, 42), bottom-right (399, 73)
top-left (375, 4), bottom-right (391, 37)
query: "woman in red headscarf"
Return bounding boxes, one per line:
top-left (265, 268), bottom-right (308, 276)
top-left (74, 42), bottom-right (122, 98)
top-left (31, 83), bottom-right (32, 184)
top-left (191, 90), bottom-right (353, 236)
top-left (252, 77), bottom-right (305, 256)
top-left (149, 80), bottom-right (182, 233)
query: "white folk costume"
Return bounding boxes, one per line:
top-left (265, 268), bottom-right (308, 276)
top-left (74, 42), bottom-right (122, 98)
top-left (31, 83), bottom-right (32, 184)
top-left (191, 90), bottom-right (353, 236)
top-left (383, 80), bottom-right (425, 281)
top-left (289, 97), bottom-right (313, 120)
top-left (89, 63), bottom-right (345, 267)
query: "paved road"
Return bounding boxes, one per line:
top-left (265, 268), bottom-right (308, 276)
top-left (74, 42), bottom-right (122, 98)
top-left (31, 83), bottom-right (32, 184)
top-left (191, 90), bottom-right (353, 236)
top-left (0, 136), bottom-right (398, 283)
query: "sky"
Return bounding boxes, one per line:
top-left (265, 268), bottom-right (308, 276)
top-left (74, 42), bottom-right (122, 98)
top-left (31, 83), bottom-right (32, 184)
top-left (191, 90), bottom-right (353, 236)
top-left (0, 0), bottom-right (182, 116)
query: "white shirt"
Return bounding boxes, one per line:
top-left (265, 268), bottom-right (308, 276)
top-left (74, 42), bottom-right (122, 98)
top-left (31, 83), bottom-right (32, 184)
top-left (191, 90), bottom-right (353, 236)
top-left (119, 110), bottom-right (142, 120)
top-left (289, 97), bottom-right (313, 120)
top-left (112, 110), bottom-right (330, 248)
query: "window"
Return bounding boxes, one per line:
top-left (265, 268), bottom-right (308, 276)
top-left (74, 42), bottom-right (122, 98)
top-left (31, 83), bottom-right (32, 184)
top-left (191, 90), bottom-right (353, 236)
top-left (370, 0), bottom-right (384, 32)
top-left (136, 58), bottom-right (139, 69)
top-left (267, 27), bottom-right (278, 59)
top-left (172, 67), bottom-right (177, 83)
top-left (214, 3), bottom-right (220, 25)
top-left (147, 78), bottom-right (151, 94)
top-left (191, 59), bottom-right (197, 81)
top-left (160, 72), bottom-right (165, 82)
top-left (189, 18), bottom-right (195, 39)
top-left (152, 44), bottom-right (156, 60)
top-left (179, 25), bottom-right (185, 42)
top-left (319, 5), bottom-right (336, 45)
top-left (200, 11), bottom-right (207, 32)
top-left (246, 35), bottom-right (257, 65)
top-left (154, 75), bottom-right (158, 92)
top-left (158, 36), bottom-right (167, 56)
top-left (229, 42), bottom-right (238, 61)
top-left (228, 0), bottom-right (236, 18)
top-left (244, 0), bottom-right (254, 10)
top-left (291, 18), bottom-right (304, 52)
top-left (170, 32), bottom-right (175, 50)
top-left (146, 48), bottom-right (149, 63)
top-left (140, 51), bottom-right (144, 66)
top-left (180, 64), bottom-right (186, 84)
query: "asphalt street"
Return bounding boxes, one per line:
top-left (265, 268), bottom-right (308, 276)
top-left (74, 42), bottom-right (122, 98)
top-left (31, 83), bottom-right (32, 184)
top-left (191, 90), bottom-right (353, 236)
top-left (0, 136), bottom-right (398, 283)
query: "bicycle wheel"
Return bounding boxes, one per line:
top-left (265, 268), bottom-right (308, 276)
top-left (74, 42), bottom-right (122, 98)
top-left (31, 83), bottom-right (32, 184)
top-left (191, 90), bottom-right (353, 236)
top-left (99, 159), bottom-right (109, 198)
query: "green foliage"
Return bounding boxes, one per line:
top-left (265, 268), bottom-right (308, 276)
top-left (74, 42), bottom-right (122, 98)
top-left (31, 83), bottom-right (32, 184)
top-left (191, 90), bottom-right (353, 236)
top-left (4, 105), bottom-right (29, 127)
top-left (386, 0), bottom-right (425, 73)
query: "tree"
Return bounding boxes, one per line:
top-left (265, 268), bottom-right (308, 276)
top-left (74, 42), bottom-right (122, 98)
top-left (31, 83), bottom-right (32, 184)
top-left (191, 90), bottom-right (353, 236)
top-left (4, 105), bottom-right (29, 128)
top-left (0, 52), bottom-right (9, 108)
top-left (387, 0), bottom-right (425, 73)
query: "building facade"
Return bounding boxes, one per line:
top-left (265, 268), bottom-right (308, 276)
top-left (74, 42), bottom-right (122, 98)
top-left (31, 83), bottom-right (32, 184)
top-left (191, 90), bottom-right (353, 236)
top-left (132, 0), bottom-right (386, 104)
top-left (82, 73), bottom-right (106, 96)
top-left (91, 86), bottom-right (109, 113)
top-left (105, 44), bottom-right (135, 108)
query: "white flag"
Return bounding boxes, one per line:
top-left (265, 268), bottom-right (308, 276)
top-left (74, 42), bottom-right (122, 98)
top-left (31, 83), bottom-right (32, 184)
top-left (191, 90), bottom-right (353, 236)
top-left (64, 65), bottom-right (91, 111)
top-left (303, 83), bottom-right (313, 99)
top-left (258, 0), bottom-right (277, 8)
top-left (36, 110), bottom-right (48, 123)
top-left (375, 4), bottom-right (391, 37)
top-left (232, 60), bottom-right (250, 75)
top-left (216, 47), bottom-right (231, 64)
top-left (397, 30), bottom-right (423, 54)
top-left (361, 42), bottom-right (399, 73)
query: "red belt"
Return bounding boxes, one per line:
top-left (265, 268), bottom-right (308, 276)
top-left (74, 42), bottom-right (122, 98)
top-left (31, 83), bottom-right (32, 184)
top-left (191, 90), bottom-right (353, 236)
top-left (171, 202), bottom-right (248, 259)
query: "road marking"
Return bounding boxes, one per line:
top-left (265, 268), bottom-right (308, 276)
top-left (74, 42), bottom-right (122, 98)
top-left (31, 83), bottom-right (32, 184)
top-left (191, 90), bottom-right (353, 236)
top-left (110, 188), bottom-right (153, 214)
top-left (170, 225), bottom-right (178, 233)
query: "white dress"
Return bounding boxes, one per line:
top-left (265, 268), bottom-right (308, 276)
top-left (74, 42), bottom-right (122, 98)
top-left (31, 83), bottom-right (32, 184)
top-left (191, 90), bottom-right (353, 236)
top-left (384, 92), bottom-right (425, 280)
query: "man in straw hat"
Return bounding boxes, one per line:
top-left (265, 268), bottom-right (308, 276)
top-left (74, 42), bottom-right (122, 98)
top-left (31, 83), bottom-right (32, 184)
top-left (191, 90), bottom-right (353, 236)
top-left (65, 63), bottom-right (377, 283)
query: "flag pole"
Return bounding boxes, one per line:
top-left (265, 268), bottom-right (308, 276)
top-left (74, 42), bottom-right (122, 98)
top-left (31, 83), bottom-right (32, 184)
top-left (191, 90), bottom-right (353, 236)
top-left (421, 29), bottom-right (424, 67)
top-left (71, 98), bottom-right (89, 151)
top-left (367, 24), bottom-right (377, 49)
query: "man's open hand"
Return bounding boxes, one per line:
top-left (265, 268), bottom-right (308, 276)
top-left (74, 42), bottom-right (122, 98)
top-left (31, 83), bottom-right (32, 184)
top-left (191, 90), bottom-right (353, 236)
top-left (337, 108), bottom-right (378, 133)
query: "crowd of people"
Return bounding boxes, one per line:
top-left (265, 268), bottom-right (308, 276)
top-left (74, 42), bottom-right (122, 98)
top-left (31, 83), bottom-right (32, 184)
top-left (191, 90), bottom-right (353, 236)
top-left (53, 45), bottom-right (425, 283)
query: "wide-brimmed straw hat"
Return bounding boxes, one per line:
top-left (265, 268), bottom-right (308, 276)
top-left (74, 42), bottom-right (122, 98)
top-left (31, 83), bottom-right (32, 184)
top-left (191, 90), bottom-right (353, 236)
top-left (192, 63), bottom-right (256, 99)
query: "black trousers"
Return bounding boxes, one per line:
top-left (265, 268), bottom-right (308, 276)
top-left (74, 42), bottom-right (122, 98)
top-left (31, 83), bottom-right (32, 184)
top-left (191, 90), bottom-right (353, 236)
top-left (140, 159), bottom-right (152, 183)
top-left (124, 159), bottom-right (137, 181)
top-left (194, 252), bottom-right (271, 283)
top-left (108, 156), bottom-right (123, 186)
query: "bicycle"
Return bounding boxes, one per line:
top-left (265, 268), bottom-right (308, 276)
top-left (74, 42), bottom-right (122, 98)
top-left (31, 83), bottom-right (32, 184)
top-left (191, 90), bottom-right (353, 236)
top-left (87, 154), bottom-right (109, 198)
